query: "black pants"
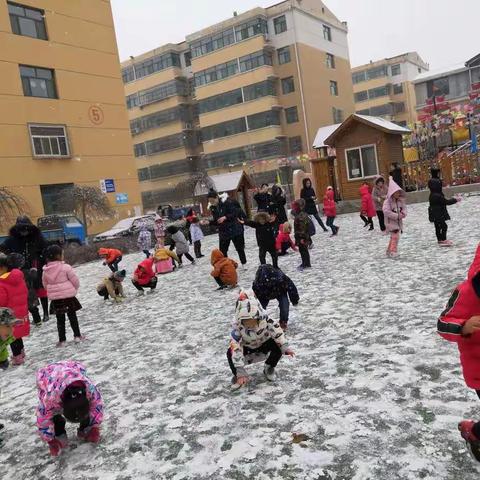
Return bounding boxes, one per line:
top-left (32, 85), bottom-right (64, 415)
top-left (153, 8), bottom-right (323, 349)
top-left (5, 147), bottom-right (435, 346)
top-left (10, 338), bottom-right (24, 356)
top-left (278, 242), bottom-right (292, 256)
top-left (40, 297), bottom-right (49, 316)
top-left (226, 338), bottom-right (283, 377)
top-left (312, 213), bottom-right (328, 232)
top-left (53, 414), bottom-right (90, 437)
top-left (360, 215), bottom-right (374, 229)
top-left (193, 240), bottom-right (203, 258)
top-left (142, 250), bottom-right (150, 258)
top-left (108, 256), bottom-right (122, 272)
top-left (434, 220), bottom-right (448, 242)
top-left (326, 216), bottom-right (338, 234)
top-left (179, 252), bottom-right (194, 264)
top-left (298, 243), bottom-right (311, 268)
top-left (259, 246), bottom-right (278, 269)
top-left (30, 306), bottom-right (41, 325)
top-left (219, 235), bottom-right (247, 265)
top-left (97, 286), bottom-right (120, 300)
top-left (376, 210), bottom-right (386, 231)
top-left (259, 295), bottom-right (289, 324)
top-left (57, 312), bottom-right (81, 342)
top-left (214, 276), bottom-right (226, 288)
top-left (132, 277), bottom-right (157, 291)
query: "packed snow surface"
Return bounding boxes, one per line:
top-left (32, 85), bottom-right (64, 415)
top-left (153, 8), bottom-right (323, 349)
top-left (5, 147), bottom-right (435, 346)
top-left (1, 196), bottom-right (480, 480)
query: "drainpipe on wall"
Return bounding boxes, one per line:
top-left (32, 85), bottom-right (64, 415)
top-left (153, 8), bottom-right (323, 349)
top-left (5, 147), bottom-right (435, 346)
top-left (290, 3), bottom-right (311, 152)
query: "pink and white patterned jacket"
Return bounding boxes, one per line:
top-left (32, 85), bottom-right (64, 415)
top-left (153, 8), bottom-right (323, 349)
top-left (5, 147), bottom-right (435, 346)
top-left (36, 361), bottom-right (104, 443)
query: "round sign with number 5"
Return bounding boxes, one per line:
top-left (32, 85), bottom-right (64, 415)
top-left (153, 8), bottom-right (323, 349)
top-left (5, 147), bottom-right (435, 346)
top-left (88, 105), bottom-right (104, 125)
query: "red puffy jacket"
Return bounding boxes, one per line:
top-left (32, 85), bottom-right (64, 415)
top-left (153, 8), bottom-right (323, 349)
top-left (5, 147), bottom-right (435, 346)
top-left (359, 185), bottom-right (377, 218)
top-left (438, 244), bottom-right (480, 388)
top-left (133, 258), bottom-right (156, 286)
top-left (0, 269), bottom-right (30, 338)
top-left (98, 248), bottom-right (122, 264)
top-left (323, 188), bottom-right (336, 217)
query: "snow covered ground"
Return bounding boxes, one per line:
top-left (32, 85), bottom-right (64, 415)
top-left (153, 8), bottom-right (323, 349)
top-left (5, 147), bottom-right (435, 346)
top-left (1, 196), bottom-right (480, 480)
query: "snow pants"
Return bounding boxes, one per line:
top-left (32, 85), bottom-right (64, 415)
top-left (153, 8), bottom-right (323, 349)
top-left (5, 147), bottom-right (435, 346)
top-left (376, 210), bottom-right (386, 232)
top-left (326, 216), bottom-right (338, 235)
top-left (220, 235), bottom-right (247, 265)
top-left (298, 244), bottom-right (311, 268)
top-left (132, 277), bottom-right (158, 292)
top-left (434, 220), bottom-right (448, 242)
top-left (53, 414), bottom-right (90, 437)
top-left (387, 230), bottom-right (400, 255)
top-left (108, 256), bottom-right (122, 272)
top-left (259, 295), bottom-right (289, 325)
top-left (259, 246), bottom-right (278, 269)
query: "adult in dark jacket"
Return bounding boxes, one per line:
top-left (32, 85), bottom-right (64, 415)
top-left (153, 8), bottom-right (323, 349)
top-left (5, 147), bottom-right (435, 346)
top-left (269, 185), bottom-right (288, 226)
top-left (252, 264), bottom-right (299, 330)
top-left (300, 178), bottom-right (328, 232)
top-left (207, 190), bottom-right (247, 265)
top-left (253, 184), bottom-right (272, 212)
top-left (0, 216), bottom-right (48, 325)
top-left (243, 212), bottom-right (278, 269)
top-left (389, 163), bottom-right (404, 189)
top-left (428, 168), bottom-right (459, 246)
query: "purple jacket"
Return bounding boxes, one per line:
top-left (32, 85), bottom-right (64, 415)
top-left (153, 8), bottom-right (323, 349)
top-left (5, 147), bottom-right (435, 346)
top-left (36, 361), bottom-right (103, 442)
top-left (42, 261), bottom-right (79, 300)
top-left (383, 177), bottom-right (407, 233)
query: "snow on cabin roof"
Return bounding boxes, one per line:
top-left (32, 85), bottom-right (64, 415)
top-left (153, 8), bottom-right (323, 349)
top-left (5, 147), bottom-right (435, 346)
top-left (194, 170), bottom-right (246, 196)
top-left (312, 123), bottom-right (342, 148)
top-left (354, 115), bottom-right (411, 134)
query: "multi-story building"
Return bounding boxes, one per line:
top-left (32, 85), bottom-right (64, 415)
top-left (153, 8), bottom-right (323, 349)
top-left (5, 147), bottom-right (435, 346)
top-left (121, 0), bottom-right (355, 209)
top-left (0, 0), bottom-right (141, 233)
top-left (352, 52), bottom-right (429, 127)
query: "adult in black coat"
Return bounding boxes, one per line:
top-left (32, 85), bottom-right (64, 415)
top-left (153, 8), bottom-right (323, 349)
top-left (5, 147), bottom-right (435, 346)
top-left (253, 184), bottom-right (272, 212)
top-left (243, 212), bottom-right (278, 269)
top-left (252, 264), bottom-right (299, 329)
top-left (269, 185), bottom-right (288, 226)
top-left (389, 163), bottom-right (404, 189)
top-left (428, 168), bottom-right (459, 245)
top-left (300, 178), bottom-right (328, 232)
top-left (0, 216), bottom-right (48, 324)
top-left (207, 190), bottom-right (247, 265)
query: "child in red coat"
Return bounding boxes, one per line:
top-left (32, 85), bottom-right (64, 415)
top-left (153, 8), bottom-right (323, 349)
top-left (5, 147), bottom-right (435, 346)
top-left (132, 258), bottom-right (158, 294)
top-left (359, 182), bottom-right (376, 230)
top-left (0, 253), bottom-right (30, 365)
top-left (438, 244), bottom-right (480, 461)
top-left (275, 222), bottom-right (297, 256)
top-left (323, 186), bottom-right (339, 236)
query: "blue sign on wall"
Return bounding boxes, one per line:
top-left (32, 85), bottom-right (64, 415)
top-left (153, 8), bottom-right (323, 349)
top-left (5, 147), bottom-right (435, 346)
top-left (104, 179), bottom-right (115, 193)
top-left (115, 193), bottom-right (128, 204)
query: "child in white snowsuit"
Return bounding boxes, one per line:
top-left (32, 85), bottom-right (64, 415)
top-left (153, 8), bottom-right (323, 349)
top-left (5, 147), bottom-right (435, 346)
top-left (166, 225), bottom-right (195, 266)
top-left (189, 217), bottom-right (204, 259)
top-left (227, 290), bottom-right (295, 390)
top-left (137, 226), bottom-right (152, 258)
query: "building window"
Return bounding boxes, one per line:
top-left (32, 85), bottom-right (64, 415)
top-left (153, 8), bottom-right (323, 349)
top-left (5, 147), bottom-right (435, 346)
top-left (239, 50), bottom-right (273, 72)
top-left (122, 66), bottom-right (135, 84)
top-left (128, 53), bottom-right (181, 82)
top-left (427, 77), bottom-right (450, 97)
top-left (366, 65), bottom-right (387, 80)
top-left (130, 78), bottom-right (188, 109)
top-left (330, 80), bottom-right (338, 96)
top-left (289, 136), bottom-right (302, 154)
top-left (29, 124), bottom-right (69, 157)
top-left (40, 183), bottom-right (74, 215)
top-left (418, 67), bottom-right (422, 74)
top-left (391, 64), bottom-right (401, 76)
top-left (352, 71), bottom-right (367, 84)
top-left (326, 53), bottom-right (335, 69)
top-left (243, 79), bottom-right (276, 102)
top-left (281, 77), bottom-right (295, 94)
top-left (20, 65), bottom-right (57, 98)
top-left (194, 60), bottom-right (238, 86)
top-left (368, 85), bottom-right (389, 99)
top-left (202, 117), bottom-right (247, 141)
top-left (332, 107), bottom-right (344, 123)
top-left (235, 17), bottom-right (268, 41)
top-left (184, 51), bottom-right (192, 67)
top-left (8, 2), bottom-right (47, 40)
top-left (393, 83), bottom-right (403, 94)
top-left (323, 25), bottom-right (332, 41)
top-left (277, 46), bottom-right (291, 65)
top-left (393, 102), bottom-right (405, 114)
top-left (285, 106), bottom-right (299, 124)
top-left (354, 90), bottom-right (368, 102)
top-left (191, 28), bottom-right (235, 57)
top-left (247, 110), bottom-right (281, 130)
top-left (345, 145), bottom-right (378, 180)
top-left (198, 88), bottom-right (243, 114)
top-left (274, 15), bottom-right (287, 34)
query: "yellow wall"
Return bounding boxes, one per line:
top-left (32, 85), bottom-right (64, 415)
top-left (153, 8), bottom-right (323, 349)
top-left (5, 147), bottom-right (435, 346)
top-left (0, 0), bottom-right (141, 234)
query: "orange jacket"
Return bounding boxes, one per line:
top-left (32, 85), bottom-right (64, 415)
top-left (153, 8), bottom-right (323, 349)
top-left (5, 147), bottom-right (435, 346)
top-left (98, 248), bottom-right (122, 264)
top-left (210, 249), bottom-right (238, 286)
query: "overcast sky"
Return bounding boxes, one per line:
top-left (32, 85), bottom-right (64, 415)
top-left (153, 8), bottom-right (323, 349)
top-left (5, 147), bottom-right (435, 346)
top-left (111, 0), bottom-right (479, 70)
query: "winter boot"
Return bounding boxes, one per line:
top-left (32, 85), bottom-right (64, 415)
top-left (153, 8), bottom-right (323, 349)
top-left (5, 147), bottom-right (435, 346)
top-left (43, 314), bottom-right (49, 323)
top-left (230, 377), bottom-right (245, 391)
top-left (56, 341), bottom-right (66, 348)
top-left (78, 426), bottom-right (100, 443)
top-left (74, 336), bottom-right (86, 343)
top-left (263, 365), bottom-right (276, 382)
top-left (459, 420), bottom-right (480, 462)
top-left (11, 354), bottom-right (24, 366)
top-left (0, 359), bottom-right (9, 370)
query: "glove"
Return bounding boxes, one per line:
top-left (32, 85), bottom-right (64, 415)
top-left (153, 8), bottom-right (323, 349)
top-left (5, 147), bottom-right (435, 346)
top-left (454, 195), bottom-right (462, 203)
top-left (115, 297), bottom-right (124, 303)
top-left (78, 426), bottom-right (100, 443)
top-left (48, 435), bottom-right (68, 456)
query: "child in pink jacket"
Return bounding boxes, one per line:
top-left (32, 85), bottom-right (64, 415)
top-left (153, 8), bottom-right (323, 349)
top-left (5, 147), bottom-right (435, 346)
top-left (36, 361), bottom-right (103, 456)
top-left (42, 245), bottom-right (84, 346)
top-left (383, 177), bottom-right (407, 258)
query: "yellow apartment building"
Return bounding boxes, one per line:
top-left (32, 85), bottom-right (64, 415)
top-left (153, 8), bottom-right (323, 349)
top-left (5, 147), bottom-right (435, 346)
top-left (121, 0), bottom-right (355, 209)
top-left (0, 0), bottom-right (141, 233)
top-left (351, 52), bottom-right (429, 127)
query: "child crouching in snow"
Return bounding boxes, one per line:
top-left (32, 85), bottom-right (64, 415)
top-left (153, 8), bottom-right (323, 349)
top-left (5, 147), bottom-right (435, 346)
top-left (437, 244), bottom-right (480, 461)
top-left (36, 361), bottom-right (103, 456)
top-left (153, 247), bottom-right (178, 274)
top-left (227, 290), bottom-right (295, 390)
top-left (97, 270), bottom-right (126, 302)
top-left (276, 222), bottom-right (297, 256)
top-left (132, 257), bottom-right (158, 294)
top-left (43, 245), bottom-right (84, 347)
top-left (211, 249), bottom-right (238, 290)
top-left (383, 177), bottom-right (406, 258)
top-left (0, 308), bottom-right (15, 370)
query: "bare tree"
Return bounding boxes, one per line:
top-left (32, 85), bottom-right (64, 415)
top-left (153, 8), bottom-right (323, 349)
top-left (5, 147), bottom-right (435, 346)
top-left (0, 187), bottom-right (28, 226)
top-left (62, 185), bottom-right (114, 237)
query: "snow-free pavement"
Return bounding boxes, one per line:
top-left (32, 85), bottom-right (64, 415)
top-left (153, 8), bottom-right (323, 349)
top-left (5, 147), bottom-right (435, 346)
top-left (1, 196), bottom-right (480, 480)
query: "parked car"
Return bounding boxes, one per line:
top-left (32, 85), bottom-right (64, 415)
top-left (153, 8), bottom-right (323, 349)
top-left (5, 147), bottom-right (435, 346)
top-left (93, 215), bottom-right (155, 243)
top-left (37, 215), bottom-right (86, 245)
